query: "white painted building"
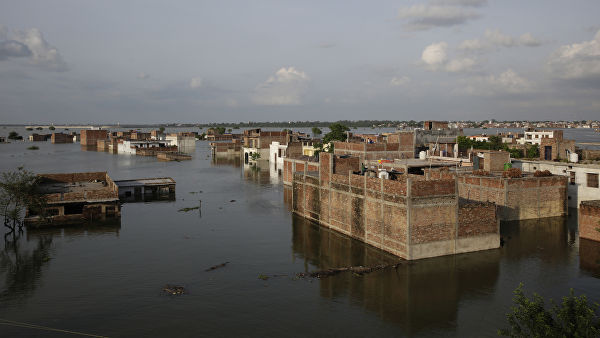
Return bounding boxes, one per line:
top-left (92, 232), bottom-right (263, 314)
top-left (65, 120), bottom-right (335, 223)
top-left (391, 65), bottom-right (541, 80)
top-left (518, 130), bottom-right (556, 145)
top-left (512, 159), bottom-right (600, 208)
top-left (117, 140), bottom-right (173, 155)
top-left (269, 141), bottom-right (287, 166)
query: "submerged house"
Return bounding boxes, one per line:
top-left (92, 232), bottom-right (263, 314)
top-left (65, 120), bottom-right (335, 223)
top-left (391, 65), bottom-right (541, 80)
top-left (25, 172), bottom-right (121, 227)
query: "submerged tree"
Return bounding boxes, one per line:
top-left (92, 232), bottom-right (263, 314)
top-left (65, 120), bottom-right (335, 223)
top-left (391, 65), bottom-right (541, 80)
top-left (498, 283), bottom-right (600, 337)
top-left (0, 167), bottom-right (46, 232)
top-left (312, 127), bottom-right (322, 136)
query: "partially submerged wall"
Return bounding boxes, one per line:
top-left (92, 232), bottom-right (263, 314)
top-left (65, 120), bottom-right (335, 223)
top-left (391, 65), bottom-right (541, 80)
top-left (579, 200), bottom-right (600, 242)
top-left (290, 153), bottom-right (499, 260)
top-left (457, 175), bottom-right (567, 221)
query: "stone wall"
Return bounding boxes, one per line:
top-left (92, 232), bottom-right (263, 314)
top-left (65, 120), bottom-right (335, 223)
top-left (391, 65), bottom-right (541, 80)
top-left (579, 200), bottom-right (600, 242)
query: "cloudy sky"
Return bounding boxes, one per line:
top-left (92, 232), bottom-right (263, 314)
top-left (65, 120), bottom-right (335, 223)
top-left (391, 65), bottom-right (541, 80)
top-left (0, 0), bottom-right (599, 124)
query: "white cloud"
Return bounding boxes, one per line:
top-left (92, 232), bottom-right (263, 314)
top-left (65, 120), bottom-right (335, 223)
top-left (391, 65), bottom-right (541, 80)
top-left (2, 27), bottom-right (68, 71)
top-left (421, 42), bottom-right (477, 72)
top-left (253, 67), bottom-right (310, 105)
top-left (398, 4), bottom-right (481, 31)
top-left (137, 72), bottom-right (150, 80)
top-left (0, 40), bottom-right (32, 60)
top-left (389, 76), bottom-right (411, 86)
top-left (422, 42), bottom-right (448, 67)
top-left (446, 57), bottom-right (476, 72)
top-left (547, 30), bottom-right (600, 81)
top-left (460, 69), bottom-right (532, 95)
top-left (459, 29), bottom-right (541, 51)
top-left (189, 77), bottom-right (204, 88)
top-left (518, 33), bottom-right (542, 47)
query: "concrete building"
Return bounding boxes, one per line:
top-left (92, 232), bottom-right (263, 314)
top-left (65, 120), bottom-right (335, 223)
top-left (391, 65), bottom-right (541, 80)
top-left (579, 200), bottom-right (600, 243)
top-left (242, 129), bottom-right (288, 163)
top-left (117, 140), bottom-right (175, 155)
top-left (166, 132), bottom-right (196, 154)
top-left (513, 160), bottom-right (600, 208)
top-left (24, 172), bottom-right (121, 227)
top-left (270, 141), bottom-right (288, 166)
top-left (289, 152), bottom-right (499, 260)
top-left (114, 177), bottom-right (176, 197)
top-left (518, 129), bottom-right (563, 145)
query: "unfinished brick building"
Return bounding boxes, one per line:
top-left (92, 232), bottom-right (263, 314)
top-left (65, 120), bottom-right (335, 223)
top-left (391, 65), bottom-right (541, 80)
top-left (51, 132), bottom-right (73, 144)
top-left (25, 172), bottom-right (121, 227)
top-left (456, 174), bottom-right (567, 221)
top-left (290, 153), bottom-right (499, 260)
top-left (80, 130), bottom-right (108, 148)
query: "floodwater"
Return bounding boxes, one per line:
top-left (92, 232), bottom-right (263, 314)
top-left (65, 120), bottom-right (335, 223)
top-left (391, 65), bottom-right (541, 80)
top-left (0, 131), bottom-right (599, 337)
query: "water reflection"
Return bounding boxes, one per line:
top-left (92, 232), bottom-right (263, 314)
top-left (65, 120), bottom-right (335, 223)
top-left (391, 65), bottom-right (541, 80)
top-left (500, 215), bottom-right (576, 263)
top-left (242, 161), bottom-right (281, 185)
top-left (0, 235), bottom-right (53, 303)
top-left (211, 154), bottom-right (241, 167)
top-left (291, 214), bottom-right (501, 335)
top-left (580, 239), bottom-right (600, 278)
top-left (0, 219), bottom-right (121, 305)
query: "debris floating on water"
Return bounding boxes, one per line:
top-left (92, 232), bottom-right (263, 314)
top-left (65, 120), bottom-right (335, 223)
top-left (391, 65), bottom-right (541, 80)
top-left (163, 285), bottom-right (186, 295)
top-left (205, 262), bottom-right (230, 272)
top-left (178, 206), bottom-right (199, 212)
top-left (229, 200), bottom-right (236, 202)
top-left (296, 262), bottom-right (411, 279)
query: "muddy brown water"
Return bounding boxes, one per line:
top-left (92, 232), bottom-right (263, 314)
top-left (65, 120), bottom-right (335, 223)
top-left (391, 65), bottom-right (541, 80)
top-left (0, 135), bottom-right (599, 337)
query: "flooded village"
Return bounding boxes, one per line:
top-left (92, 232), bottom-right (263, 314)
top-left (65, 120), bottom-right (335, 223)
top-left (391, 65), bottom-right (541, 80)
top-left (1, 122), bottom-right (600, 336)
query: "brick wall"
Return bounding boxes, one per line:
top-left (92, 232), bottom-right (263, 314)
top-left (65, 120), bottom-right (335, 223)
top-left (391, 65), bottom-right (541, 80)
top-left (291, 157), bottom-right (499, 260)
top-left (51, 133), bottom-right (73, 144)
top-left (81, 130), bottom-right (108, 146)
top-left (579, 201), bottom-right (600, 242)
top-left (457, 174), bottom-right (567, 221)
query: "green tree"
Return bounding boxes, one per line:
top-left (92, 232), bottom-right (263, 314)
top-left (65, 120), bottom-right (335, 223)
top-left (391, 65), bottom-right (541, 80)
top-left (527, 144), bottom-right (540, 159)
top-left (48, 125), bottom-right (55, 130)
top-left (159, 126), bottom-right (165, 133)
top-left (488, 135), bottom-right (502, 150)
top-left (312, 127), bottom-right (322, 136)
top-left (323, 123), bottom-right (350, 144)
top-left (0, 168), bottom-right (47, 232)
top-left (7, 131), bottom-right (20, 140)
top-left (249, 152), bottom-right (261, 161)
top-left (498, 283), bottom-right (600, 337)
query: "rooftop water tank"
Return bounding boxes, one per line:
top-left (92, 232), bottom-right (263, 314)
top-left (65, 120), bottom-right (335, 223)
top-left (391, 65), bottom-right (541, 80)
top-left (419, 151), bottom-right (426, 160)
top-left (569, 153), bottom-right (579, 163)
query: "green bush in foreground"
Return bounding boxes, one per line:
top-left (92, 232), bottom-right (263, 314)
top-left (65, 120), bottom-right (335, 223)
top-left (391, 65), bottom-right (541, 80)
top-left (499, 283), bottom-right (600, 337)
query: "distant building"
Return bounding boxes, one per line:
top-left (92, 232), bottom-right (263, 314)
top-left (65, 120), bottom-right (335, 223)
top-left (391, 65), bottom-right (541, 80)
top-left (423, 121), bottom-right (449, 130)
top-left (81, 129), bottom-right (108, 147)
top-left (29, 133), bottom-right (51, 142)
top-left (51, 133), bottom-right (74, 144)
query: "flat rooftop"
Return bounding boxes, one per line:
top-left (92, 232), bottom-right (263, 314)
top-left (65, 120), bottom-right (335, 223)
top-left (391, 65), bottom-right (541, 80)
top-left (114, 177), bottom-right (176, 187)
top-left (38, 181), bottom-right (108, 194)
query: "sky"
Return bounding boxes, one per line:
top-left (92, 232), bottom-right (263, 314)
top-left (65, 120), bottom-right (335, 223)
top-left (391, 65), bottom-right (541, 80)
top-left (0, 0), bottom-right (599, 124)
